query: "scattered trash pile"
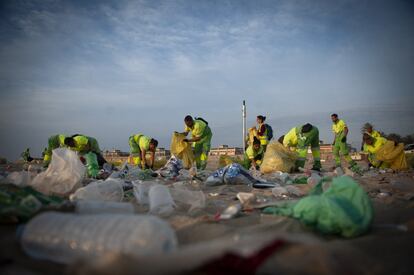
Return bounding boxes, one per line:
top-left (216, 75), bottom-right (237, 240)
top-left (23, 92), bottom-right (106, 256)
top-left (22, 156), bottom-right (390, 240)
top-left (1, 147), bottom-right (412, 273)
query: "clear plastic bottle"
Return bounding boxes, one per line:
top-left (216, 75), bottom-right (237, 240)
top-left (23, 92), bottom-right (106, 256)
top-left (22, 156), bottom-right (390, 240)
top-left (21, 212), bottom-right (177, 264)
top-left (148, 184), bottom-right (175, 216)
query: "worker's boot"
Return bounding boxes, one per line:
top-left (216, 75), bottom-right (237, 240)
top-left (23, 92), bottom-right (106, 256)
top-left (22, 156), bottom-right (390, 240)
top-left (311, 160), bottom-right (322, 172)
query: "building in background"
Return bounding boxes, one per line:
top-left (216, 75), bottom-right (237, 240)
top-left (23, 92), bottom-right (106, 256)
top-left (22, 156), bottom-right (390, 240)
top-left (103, 148), bottom-right (171, 164)
top-left (209, 145), bottom-right (244, 156)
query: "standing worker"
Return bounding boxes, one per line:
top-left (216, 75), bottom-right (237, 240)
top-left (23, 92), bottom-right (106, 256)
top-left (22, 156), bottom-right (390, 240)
top-left (280, 123), bottom-right (321, 171)
top-left (242, 137), bottom-right (264, 170)
top-left (255, 115), bottom-right (273, 151)
top-left (182, 115), bottom-right (213, 170)
top-left (43, 134), bottom-right (106, 177)
top-left (128, 134), bottom-right (158, 169)
top-left (331, 114), bottom-right (357, 169)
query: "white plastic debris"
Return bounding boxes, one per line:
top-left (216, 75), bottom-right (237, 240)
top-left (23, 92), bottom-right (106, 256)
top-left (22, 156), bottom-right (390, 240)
top-left (21, 212), bottom-right (178, 264)
top-left (148, 184), bottom-right (175, 216)
top-left (170, 187), bottom-right (206, 212)
top-left (132, 180), bottom-right (158, 205)
top-left (218, 203), bottom-right (242, 220)
top-left (236, 192), bottom-right (257, 205)
top-left (70, 178), bottom-right (124, 202)
top-left (31, 148), bottom-right (85, 196)
top-left (7, 171), bottom-right (31, 187)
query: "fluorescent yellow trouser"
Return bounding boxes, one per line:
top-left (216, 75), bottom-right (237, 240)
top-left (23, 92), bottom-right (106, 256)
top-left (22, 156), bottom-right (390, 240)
top-left (129, 155), bottom-right (142, 166)
top-left (129, 135), bottom-right (142, 166)
top-left (295, 147), bottom-right (321, 170)
top-left (333, 134), bottom-right (355, 167)
top-left (43, 134), bottom-right (61, 167)
top-left (193, 127), bottom-right (212, 170)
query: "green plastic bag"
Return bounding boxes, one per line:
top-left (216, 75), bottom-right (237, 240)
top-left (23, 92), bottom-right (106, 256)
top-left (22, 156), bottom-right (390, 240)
top-left (83, 152), bottom-right (99, 178)
top-left (263, 176), bottom-right (373, 238)
top-left (0, 184), bottom-right (63, 223)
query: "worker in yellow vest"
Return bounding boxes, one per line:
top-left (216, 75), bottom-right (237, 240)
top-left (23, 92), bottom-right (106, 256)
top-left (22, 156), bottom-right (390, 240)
top-left (128, 134), bottom-right (158, 169)
top-left (242, 137), bottom-right (264, 170)
top-left (280, 123), bottom-right (321, 171)
top-left (182, 115), bottom-right (213, 170)
top-left (43, 134), bottom-right (105, 177)
top-left (331, 114), bottom-right (357, 169)
top-left (256, 115), bottom-right (270, 151)
top-left (362, 133), bottom-right (407, 171)
top-left (361, 123), bottom-right (382, 150)
top-left (362, 133), bottom-right (388, 168)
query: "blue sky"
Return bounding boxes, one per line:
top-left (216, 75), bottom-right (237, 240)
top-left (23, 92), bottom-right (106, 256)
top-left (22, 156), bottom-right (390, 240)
top-left (0, 0), bottom-right (413, 160)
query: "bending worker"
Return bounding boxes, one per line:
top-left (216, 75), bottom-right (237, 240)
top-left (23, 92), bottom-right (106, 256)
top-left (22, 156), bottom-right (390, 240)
top-left (128, 134), bottom-right (158, 169)
top-left (243, 137), bottom-right (264, 170)
top-left (182, 115), bottom-right (213, 170)
top-left (361, 123), bottom-right (382, 150)
top-left (43, 134), bottom-right (106, 177)
top-left (362, 133), bottom-right (407, 171)
top-left (331, 114), bottom-right (357, 169)
top-left (279, 123), bottom-right (321, 171)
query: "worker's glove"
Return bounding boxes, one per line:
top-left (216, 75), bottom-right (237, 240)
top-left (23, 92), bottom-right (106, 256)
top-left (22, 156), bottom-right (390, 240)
top-left (79, 156), bottom-right (86, 164)
top-left (341, 136), bottom-right (347, 143)
top-left (183, 139), bottom-right (189, 142)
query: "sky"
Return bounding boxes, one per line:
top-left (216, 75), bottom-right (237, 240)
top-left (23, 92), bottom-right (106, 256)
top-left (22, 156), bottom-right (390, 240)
top-left (0, 0), bottom-right (413, 160)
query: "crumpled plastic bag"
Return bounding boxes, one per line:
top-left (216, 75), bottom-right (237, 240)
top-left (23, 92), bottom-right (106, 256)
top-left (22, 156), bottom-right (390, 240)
top-left (31, 148), bottom-right (85, 197)
top-left (263, 176), bottom-right (373, 238)
top-left (170, 186), bottom-right (206, 212)
top-left (171, 133), bottom-right (194, 169)
top-left (260, 141), bottom-right (297, 173)
top-left (205, 163), bottom-right (260, 186)
top-left (375, 141), bottom-right (408, 171)
top-left (70, 178), bottom-right (124, 202)
top-left (158, 156), bottom-right (183, 178)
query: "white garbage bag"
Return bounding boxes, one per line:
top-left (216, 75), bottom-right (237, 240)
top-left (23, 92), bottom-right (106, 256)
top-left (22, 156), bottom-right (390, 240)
top-left (31, 148), bottom-right (85, 196)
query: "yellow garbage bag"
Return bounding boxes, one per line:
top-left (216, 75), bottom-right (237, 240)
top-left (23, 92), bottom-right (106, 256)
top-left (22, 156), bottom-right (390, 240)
top-left (247, 127), bottom-right (257, 146)
top-left (375, 141), bottom-right (408, 171)
top-left (171, 133), bottom-right (194, 169)
top-left (260, 141), bottom-right (297, 173)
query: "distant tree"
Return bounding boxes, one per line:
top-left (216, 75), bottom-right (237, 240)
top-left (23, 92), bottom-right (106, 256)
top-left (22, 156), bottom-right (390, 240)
top-left (401, 134), bottom-right (414, 145)
top-left (384, 133), bottom-right (402, 143)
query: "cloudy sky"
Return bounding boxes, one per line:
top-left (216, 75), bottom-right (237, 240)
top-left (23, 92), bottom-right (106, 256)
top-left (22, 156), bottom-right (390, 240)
top-left (0, 0), bottom-right (413, 160)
